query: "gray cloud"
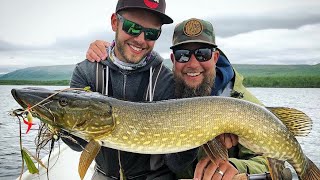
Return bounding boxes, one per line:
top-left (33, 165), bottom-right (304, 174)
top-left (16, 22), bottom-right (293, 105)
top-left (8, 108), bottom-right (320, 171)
top-left (211, 14), bottom-right (320, 37)
top-left (0, 40), bottom-right (16, 51)
top-left (0, 31), bottom-right (113, 51)
top-left (53, 31), bottom-right (113, 50)
top-left (1, 0), bottom-right (320, 65)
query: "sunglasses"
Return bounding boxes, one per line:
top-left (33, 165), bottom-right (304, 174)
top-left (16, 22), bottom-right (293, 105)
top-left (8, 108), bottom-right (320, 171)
top-left (117, 14), bottom-right (162, 41)
top-left (173, 48), bottom-right (215, 63)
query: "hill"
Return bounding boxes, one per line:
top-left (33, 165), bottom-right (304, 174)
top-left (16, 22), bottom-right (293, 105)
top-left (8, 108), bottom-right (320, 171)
top-left (0, 63), bottom-right (319, 87)
top-left (232, 64), bottom-right (320, 87)
top-left (232, 64), bottom-right (320, 77)
top-left (0, 65), bottom-right (75, 81)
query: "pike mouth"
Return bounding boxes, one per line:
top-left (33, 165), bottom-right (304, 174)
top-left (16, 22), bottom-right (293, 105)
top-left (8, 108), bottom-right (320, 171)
top-left (11, 88), bottom-right (55, 107)
top-left (11, 88), bottom-right (55, 123)
top-left (11, 89), bottom-right (28, 108)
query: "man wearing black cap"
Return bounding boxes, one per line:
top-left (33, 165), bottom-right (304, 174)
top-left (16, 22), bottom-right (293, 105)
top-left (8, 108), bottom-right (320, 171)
top-left (64, 0), bottom-right (198, 179)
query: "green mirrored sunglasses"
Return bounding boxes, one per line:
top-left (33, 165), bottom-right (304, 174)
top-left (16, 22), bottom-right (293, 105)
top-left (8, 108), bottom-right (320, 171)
top-left (117, 14), bottom-right (161, 41)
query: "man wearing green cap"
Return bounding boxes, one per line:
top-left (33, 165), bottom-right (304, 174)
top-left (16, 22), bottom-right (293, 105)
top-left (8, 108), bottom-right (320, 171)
top-left (84, 18), bottom-right (272, 179)
top-left (169, 18), bottom-right (269, 180)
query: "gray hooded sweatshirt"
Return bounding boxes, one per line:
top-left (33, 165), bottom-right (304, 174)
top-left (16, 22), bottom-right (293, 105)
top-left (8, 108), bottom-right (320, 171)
top-left (62, 50), bottom-right (197, 180)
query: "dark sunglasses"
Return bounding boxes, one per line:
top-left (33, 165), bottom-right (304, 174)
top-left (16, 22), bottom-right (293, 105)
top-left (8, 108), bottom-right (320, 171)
top-left (173, 48), bottom-right (215, 63)
top-left (117, 14), bottom-right (162, 41)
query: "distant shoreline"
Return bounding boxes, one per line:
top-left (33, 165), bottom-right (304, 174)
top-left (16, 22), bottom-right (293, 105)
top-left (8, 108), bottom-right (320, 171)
top-left (242, 76), bottom-right (320, 88)
top-left (1, 76), bottom-right (319, 88)
top-left (0, 80), bottom-right (70, 86)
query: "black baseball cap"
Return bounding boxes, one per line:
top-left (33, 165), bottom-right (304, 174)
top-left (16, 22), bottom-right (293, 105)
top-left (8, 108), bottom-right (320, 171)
top-left (116, 0), bottom-right (173, 24)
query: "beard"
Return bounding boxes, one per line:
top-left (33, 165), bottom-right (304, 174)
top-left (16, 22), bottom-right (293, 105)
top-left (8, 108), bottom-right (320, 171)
top-left (174, 73), bottom-right (215, 98)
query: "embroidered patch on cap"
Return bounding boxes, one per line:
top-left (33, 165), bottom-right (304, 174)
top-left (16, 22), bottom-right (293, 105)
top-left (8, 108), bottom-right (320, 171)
top-left (144, 0), bottom-right (160, 9)
top-left (183, 19), bottom-right (203, 37)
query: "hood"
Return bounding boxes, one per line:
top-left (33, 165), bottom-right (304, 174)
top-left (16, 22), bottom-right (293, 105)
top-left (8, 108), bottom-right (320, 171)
top-left (100, 43), bottom-right (164, 73)
top-left (211, 48), bottom-right (235, 95)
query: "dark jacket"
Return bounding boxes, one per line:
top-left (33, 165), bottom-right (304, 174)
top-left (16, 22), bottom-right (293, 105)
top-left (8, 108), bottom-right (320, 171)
top-left (62, 51), bottom-right (197, 180)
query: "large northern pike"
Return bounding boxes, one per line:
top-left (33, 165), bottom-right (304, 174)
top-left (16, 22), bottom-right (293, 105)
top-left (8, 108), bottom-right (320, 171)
top-left (11, 87), bottom-right (320, 180)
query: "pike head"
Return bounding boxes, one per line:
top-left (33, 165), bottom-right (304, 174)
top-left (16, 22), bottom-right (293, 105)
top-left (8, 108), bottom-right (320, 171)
top-left (11, 87), bottom-right (115, 139)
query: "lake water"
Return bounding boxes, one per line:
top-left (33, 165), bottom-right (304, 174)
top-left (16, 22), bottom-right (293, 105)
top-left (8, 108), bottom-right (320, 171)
top-left (0, 85), bottom-right (319, 180)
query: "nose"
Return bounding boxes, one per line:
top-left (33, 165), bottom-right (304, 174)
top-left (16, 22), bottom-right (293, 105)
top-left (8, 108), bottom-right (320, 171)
top-left (187, 54), bottom-right (201, 68)
top-left (133, 32), bottom-right (145, 43)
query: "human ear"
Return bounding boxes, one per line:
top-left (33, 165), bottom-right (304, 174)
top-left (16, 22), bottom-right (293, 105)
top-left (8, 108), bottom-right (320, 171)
top-left (170, 53), bottom-right (175, 63)
top-left (213, 50), bottom-right (220, 64)
top-left (111, 13), bottom-right (118, 32)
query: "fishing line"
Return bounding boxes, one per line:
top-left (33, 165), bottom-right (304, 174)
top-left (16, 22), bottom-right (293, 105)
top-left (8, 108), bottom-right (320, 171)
top-left (17, 115), bottom-right (25, 180)
top-left (24, 87), bottom-right (85, 113)
top-left (11, 87), bottom-right (88, 179)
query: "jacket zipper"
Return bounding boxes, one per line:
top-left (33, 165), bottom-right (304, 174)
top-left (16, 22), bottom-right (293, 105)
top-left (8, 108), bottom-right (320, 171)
top-left (122, 73), bottom-right (127, 100)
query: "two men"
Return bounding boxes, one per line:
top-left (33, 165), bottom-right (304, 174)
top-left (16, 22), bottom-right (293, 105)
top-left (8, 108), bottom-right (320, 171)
top-left (84, 17), bottom-right (270, 179)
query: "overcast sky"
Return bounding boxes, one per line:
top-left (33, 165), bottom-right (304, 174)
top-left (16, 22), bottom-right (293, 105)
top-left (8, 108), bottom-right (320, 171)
top-left (1, 0), bottom-right (320, 67)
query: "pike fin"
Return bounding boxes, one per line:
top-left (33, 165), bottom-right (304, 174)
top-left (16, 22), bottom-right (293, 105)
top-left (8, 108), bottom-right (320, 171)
top-left (203, 142), bottom-right (255, 180)
top-left (267, 107), bottom-right (312, 136)
top-left (202, 138), bottom-right (228, 163)
top-left (266, 157), bottom-right (292, 180)
top-left (300, 157), bottom-right (320, 180)
top-left (78, 140), bottom-right (101, 180)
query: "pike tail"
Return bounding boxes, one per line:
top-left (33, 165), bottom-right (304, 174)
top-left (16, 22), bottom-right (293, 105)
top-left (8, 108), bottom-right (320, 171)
top-left (299, 157), bottom-right (320, 180)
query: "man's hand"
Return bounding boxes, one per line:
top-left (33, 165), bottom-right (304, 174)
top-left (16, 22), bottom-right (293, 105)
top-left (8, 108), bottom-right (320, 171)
top-left (216, 133), bottom-right (238, 149)
top-left (194, 134), bottom-right (239, 180)
top-left (86, 40), bottom-right (110, 62)
top-left (194, 157), bottom-right (238, 180)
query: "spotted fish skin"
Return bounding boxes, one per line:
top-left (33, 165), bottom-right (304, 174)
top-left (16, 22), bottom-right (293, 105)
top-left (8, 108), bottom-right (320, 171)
top-left (11, 88), bottom-right (320, 179)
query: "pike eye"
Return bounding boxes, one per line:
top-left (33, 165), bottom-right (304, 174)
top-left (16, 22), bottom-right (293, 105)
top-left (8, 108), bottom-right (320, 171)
top-left (59, 97), bottom-right (68, 106)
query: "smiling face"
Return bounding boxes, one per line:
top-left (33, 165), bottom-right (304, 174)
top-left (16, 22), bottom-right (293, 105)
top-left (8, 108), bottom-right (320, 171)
top-left (171, 43), bottom-right (219, 98)
top-left (111, 9), bottom-right (162, 64)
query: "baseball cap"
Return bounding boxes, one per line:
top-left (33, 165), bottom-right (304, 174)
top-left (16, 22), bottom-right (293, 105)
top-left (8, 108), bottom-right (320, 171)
top-left (170, 18), bottom-right (217, 49)
top-left (116, 0), bottom-right (173, 24)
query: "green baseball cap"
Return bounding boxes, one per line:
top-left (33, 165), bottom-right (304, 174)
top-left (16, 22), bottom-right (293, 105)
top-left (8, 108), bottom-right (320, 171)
top-left (170, 18), bottom-right (217, 49)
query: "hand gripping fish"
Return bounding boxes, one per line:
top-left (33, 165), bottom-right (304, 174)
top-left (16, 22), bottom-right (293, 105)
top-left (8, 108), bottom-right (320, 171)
top-left (11, 87), bottom-right (320, 180)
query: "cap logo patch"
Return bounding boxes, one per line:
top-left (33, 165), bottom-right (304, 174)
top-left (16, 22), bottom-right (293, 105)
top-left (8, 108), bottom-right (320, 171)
top-left (183, 19), bottom-right (203, 37)
top-left (144, 0), bottom-right (160, 9)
